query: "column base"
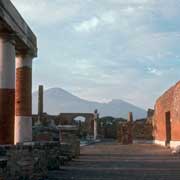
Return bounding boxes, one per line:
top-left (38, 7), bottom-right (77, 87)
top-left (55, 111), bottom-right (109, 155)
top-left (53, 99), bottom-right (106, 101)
top-left (14, 116), bottom-right (32, 144)
top-left (154, 139), bottom-right (180, 149)
top-left (170, 141), bottom-right (180, 149)
top-left (154, 139), bottom-right (166, 146)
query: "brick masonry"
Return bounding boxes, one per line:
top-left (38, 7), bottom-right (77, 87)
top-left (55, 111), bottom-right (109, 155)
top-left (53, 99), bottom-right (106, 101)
top-left (15, 67), bottom-right (32, 116)
top-left (0, 89), bottom-right (15, 144)
top-left (133, 121), bottom-right (153, 140)
top-left (154, 81), bottom-right (180, 142)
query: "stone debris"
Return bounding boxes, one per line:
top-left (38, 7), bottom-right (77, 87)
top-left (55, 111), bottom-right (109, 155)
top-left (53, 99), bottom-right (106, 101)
top-left (172, 146), bottom-right (180, 155)
top-left (0, 141), bottom-right (78, 180)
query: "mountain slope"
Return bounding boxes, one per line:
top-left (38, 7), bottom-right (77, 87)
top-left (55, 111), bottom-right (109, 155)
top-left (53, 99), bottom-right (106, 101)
top-left (32, 88), bottom-right (146, 119)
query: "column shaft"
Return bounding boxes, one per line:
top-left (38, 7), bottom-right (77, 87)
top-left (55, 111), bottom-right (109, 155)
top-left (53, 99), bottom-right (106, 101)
top-left (0, 35), bottom-right (15, 144)
top-left (94, 119), bottom-right (97, 140)
top-left (38, 85), bottom-right (43, 115)
top-left (15, 54), bottom-right (32, 144)
top-left (128, 112), bottom-right (133, 144)
top-left (128, 112), bottom-right (133, 122)
top-left (94, 110), bottom-right (98, 140)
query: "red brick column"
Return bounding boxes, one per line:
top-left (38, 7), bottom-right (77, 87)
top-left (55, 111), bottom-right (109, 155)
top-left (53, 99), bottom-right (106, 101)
top-left (15, 53), bottom-right (33, 144)
top-left (0, 34), bottom-right (15, 144)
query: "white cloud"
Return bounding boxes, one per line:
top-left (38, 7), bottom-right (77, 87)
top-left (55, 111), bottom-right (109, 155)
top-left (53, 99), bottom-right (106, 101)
top-left (74, 11), bottom-right (117, 33)
top-left (147, 67), bottom-right (162, 76)
top-left (12, 0), bottom-right (180, 109)
top-left (101, 11), bottom-right (116, 24)
top-left (123, 6), bottom-right (135, 14)
top-left (12, 0), bottom-right (81, 25)
top-left (103, 0), bottom-right (150, 5)
top-left (74, 17), bottom-right (100, 32)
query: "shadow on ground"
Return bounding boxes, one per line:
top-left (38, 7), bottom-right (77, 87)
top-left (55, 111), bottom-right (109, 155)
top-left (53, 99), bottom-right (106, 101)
top-left (48, 140), bottom-right (180, 180)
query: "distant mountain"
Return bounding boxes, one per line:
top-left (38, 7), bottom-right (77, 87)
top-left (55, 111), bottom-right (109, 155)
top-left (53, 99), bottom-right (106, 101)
top-left (32, 88), bottom-right (147, 119)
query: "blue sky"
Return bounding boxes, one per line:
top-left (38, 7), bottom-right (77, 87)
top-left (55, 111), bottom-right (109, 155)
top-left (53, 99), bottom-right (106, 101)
top-left (12, 0), bottom-right (180, 109)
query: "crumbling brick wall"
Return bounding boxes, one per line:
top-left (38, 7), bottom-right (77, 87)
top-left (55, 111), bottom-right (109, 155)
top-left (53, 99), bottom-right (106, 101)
top-left (133, 120), bottom-right (153, 140)
top-left (117, 122), bottom-right (132, 144)
top-left (33, 126), bottom-right (59, 142)
top-left (0, 142), bottom-right (74, 180)
top-left (117, 120), bottom-right (153, 143)
top-left (154, 81), bottom-right (180, 142)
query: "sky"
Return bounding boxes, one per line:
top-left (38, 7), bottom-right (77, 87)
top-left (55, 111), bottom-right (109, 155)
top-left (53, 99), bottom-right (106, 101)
top-left (12, 0), bottom-right (180, 109)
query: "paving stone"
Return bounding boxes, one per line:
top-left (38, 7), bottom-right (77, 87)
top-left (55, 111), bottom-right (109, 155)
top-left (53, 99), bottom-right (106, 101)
top-left (48, 140), bottom-right (180, 180)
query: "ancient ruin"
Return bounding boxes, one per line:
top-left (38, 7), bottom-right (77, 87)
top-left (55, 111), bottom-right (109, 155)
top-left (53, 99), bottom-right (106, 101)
top-left (132, 109), bottom-right (154, 142)
top-left (117, 112), bottom-right (133, 144)
top-left (0, 1), bottom-right (80, 179)
top-left (58, 112), bottom-right (98, 138)
top-left (38, 85), bottom-right (44, 122)
top-left (153, 81), bottom-right (180, 148)
top-left (0, 0), bottom-right (180, 179)
top-left (0, 0), bottom-right (37, 145)
top-left (59, 125), bottom-right (80, 158)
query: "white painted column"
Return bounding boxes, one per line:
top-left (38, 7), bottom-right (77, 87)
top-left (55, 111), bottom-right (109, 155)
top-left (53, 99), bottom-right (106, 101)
top-left (15, 53), bottom-right (33, 144)
top-left (0, 34), bottom-right (15, 144)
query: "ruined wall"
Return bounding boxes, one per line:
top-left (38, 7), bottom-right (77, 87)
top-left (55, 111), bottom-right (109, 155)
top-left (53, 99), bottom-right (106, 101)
top-left (154, 81), bottom-right (180, 147)
top-left (33, 126), bottom-right (59, 142)
top-left (0, 142), bottom-right (73, 180)
top-left (117, 122), bottom-right (133, 144)
top-left (133, 120), bottom-right (153, 141)
top-left (33, 113), bottom-right (95, 137)
top-left (59, 126), bottom-right (80, 158)
top-left (147, 109), bottom-right (154, 124)
top-left (32, 114), bottom-right (57, 126)
top-left (58, 113), bottom-right (95, 137)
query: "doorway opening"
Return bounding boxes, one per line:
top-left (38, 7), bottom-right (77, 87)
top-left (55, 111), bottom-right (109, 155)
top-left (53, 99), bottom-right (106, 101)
top-left (165, 111), bottom-right (171, 146)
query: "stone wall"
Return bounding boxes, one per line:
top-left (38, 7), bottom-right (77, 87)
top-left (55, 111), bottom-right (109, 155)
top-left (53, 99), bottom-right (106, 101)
top-left (59, 125), bottom-right (80, 158)
top-left (0, 142), bottom-right (73, 180)
top-left (98, 117), bottom-right (127, 139)
top-left (33, 125), bottom-right (59, 142)
top-left (117, 120), bottom-right (153, 144)
top-left (117, 122), bottom-right (132, 144)
top-left (133, 120), bottom-right (153, 141)
top-left (147, 109), bottom-right (154, 124)
top-left (103, 124), bottom-right (118, 139)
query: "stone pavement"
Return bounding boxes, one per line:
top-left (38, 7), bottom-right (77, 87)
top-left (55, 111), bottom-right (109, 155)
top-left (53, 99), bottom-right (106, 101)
top-left (48, 140), bottom-right (180, 180)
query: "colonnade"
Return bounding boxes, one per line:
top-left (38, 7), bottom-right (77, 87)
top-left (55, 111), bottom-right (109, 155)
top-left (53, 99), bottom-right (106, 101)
top-left (0, 34), bottom-right (34, 144)
top-left (0, 0), bottom-right (37, 145)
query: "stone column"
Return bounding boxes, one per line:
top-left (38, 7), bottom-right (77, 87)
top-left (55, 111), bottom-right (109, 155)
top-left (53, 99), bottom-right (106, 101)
top-left (38, 85), bottom-right (43, 121)
top-left (94, 118), bottom-right (97, 140)
top-left (128, 112), bottom-right (133, 122)
top-left (128, 112), bottom-right (133, 144)
top-left (0, 34), bottom-right (15, 144)
top-left (15, 53), bottom-right (33, 144)
top-left (94, 110), bottom-right (98, 140)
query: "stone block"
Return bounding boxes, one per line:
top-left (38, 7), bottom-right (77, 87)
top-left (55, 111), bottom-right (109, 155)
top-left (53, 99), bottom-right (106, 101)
top-left (0, 142), bottom-right (66, 179)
